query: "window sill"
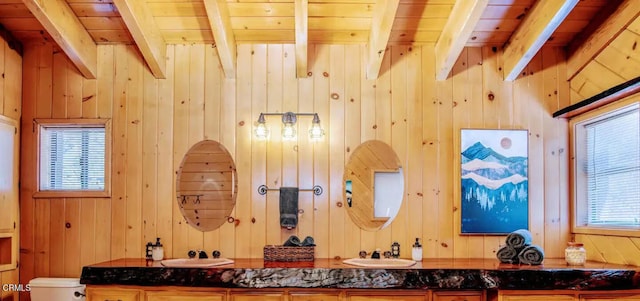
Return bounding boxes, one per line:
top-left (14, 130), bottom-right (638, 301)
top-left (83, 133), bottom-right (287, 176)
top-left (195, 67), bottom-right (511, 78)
top-left (33, 190), bottom-right (111, 199)
top-left (573, 225), bottom-right (640, 238)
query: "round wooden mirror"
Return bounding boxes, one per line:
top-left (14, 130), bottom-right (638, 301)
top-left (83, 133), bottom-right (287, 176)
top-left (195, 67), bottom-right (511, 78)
top-left (344, 140), bottom-right (404, 231)
top-left (176, 140), bottom-right (237, 232)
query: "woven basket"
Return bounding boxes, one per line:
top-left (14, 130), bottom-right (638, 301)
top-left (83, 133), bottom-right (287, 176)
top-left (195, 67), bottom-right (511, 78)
top-left (263, 245), bottom-right (315, 262)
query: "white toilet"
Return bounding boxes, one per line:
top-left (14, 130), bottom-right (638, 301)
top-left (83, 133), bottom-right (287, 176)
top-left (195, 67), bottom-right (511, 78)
top-left (29, 278), bottom-right (85, 301)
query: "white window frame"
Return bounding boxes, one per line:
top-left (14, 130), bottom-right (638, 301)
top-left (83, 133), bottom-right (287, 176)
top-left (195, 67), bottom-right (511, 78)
top-left (570, 96), bottom-right (640, 237)
top-left (34, 119), bottom-right (112, 198)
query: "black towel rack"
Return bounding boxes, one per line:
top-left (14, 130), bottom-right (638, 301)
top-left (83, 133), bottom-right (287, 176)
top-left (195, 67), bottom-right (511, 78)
top-left (257, 185), bottom-right (323, 196)
top-left (177, 194), bottom-right (204, 205)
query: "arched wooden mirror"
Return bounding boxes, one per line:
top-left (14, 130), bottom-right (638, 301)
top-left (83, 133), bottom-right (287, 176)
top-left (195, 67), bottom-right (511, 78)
top-left (344, 140), bottom-right (404, 231)
top-left (176, 140), bottom-right (237, 232)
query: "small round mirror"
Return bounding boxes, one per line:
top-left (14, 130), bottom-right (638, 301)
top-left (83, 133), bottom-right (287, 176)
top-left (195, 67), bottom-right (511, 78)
top-left (176, 140), bottom-right (237, 232)
top-left (344, 140), bottom-right (404, 231)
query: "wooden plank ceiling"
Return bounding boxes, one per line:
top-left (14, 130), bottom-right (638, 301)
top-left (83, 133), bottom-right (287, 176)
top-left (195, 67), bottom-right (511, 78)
top-left (0, 0), bottom-right (627, 81)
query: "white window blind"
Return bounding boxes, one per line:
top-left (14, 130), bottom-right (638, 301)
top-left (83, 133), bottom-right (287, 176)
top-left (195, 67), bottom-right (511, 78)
top-left (39, 126), bottom-right (106, 191)
top-left (580, 104), bottom-right (640, 227)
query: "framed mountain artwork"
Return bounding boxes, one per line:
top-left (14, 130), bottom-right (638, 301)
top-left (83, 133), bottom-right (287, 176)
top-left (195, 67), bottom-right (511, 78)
top-left (460, 129), bottom-right (529, 234)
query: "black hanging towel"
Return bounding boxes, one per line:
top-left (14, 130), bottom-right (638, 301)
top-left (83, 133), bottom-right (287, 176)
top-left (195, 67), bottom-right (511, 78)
top-left (279, 187), bottom-right (299, 229)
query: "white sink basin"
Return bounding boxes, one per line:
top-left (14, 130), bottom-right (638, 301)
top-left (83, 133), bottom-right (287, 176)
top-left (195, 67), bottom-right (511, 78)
top-left (342, 258), bottom-right (417, 268)
top-left (160, 258), bottom-right (234, 268)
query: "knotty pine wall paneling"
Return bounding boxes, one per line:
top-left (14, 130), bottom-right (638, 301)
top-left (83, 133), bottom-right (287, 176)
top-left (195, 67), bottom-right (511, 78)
top-left (421, 45), bottom-right (438, 259)
top-left (0, 33), bottom-right (21, 301)
top-left (264, 44), bottom-right (281, 248)
top-left (570, 15), bottom-right (640, 103)
top-left (541, 47), bottom-right (571, 258)
top-left (141, 43), bottom-right (159, 270)
top-left (0, 38), bottom-right (21, 121)
top-left (311, 45), bottom-right (330, 259)
top-left (451, 48), bottom-right (481, 258)
top-left (250, 44), bottom-right (267, 259)
top-left (172, 44), bottom-right (190, 259)
top-left (328, 45), bottom-right (346, 259)
top-left (19, 44), bottom-right (571, 296)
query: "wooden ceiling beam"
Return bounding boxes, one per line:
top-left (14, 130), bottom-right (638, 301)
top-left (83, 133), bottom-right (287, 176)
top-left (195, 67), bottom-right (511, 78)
top-left (22, 0), bottom-right (97, 79)
top-left (204, 0), bottom-right (237, 79)
top-left (503, 0), bottom-right (579, 81)
top-left (295, 0), bottom-right (308, 78)
top-left (435, 0), bottom-right (489, 81)
top-left (112, 0), bottom-right (167, 79)
top-left (366, 0), bottom-right (400, 80)
top-left (566, 0), bottom-right (640, 81)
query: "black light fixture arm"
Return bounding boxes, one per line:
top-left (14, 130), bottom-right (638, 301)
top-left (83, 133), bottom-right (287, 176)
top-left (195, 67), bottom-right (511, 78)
top-left (258, 112), bottom-right (319, 122)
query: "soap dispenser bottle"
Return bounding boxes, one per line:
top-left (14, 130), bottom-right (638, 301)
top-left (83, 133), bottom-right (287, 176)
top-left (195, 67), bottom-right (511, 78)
top-left (411, 238), bottom-right (422, 261)
top-left (152, 237), bottom-right (164, 261)
top-left (145, 242), bottom-right (153, 260)
top-left (391, 242), bottom-right (400, 258)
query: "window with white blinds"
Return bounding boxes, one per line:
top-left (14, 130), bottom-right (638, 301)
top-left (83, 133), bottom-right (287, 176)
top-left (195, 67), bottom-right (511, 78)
top-left (36, 119), bottom-right (111, 198)
top-left (40, 127), bottom-right (105, 190)
top-left (573, 101), bottom-right (640, 229)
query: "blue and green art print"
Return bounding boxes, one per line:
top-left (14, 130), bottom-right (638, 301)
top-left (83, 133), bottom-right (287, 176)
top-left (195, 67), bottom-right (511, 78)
top-left (461, 129), bottom-right (529, 234)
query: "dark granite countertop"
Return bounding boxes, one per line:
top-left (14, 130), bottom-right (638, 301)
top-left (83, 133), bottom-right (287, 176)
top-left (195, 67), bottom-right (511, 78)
top-left (80, 258), bottom-right (640, 291)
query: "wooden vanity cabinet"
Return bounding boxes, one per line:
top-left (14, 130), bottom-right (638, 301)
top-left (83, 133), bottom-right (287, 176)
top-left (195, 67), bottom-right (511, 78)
top-left (346, 290), bottom-right (428, 301)
top-left (86, 287), bottom-right (142, 301)
top-left (145, 291), bottom-right (226, 301)
top-left (433, 291), bottom-right (484, 301)
top-left (289, 291), bottom-right (342, 301)
top-left (499, 295), bottom-right (575, 301)
top-left (496, 291), bottom-right (576, 301)
top-left (498, 295), bottom-right (640, 301)
top-left (348, 296), bottom-right (427, 301)
top-left (229, 291), bottom-right (285, 301)
top-left (580, 294), bottom-right (640, 301)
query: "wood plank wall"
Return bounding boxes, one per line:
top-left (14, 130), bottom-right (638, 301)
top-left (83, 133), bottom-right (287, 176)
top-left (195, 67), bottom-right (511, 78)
top-left (0, 34), bottom-right (21, 301)
top-left (570, 15), bottom-right (640, 103)
top-left (19, 43), bottom-right (570, 293)
top-left (569, 15), bottom-right (640, 266)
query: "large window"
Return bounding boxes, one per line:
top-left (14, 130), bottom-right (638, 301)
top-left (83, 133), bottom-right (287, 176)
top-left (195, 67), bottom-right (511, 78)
top-left (572, 98), bottom-right (639, 235)
top-left (35, 119), bottom-right (111, 198)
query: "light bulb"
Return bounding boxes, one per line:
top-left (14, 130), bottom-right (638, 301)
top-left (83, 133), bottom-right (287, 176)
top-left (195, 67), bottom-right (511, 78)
top-left (254, 115), bottom-right (270, 140)
top-left (309, 114), bottom-right (324, 140)
top-left (309, 122), bottom-right (324, 140)
top-left (282, 122), bottom-right (297, 140)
